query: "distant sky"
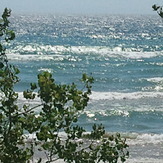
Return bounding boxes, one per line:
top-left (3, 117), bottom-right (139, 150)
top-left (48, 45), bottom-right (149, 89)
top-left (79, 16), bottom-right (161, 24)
top-left (0, 0), bottom-right (162, 15)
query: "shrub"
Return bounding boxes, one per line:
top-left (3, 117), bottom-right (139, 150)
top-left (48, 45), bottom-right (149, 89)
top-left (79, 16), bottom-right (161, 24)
top-left (0, 8), bottom-right (129, 163)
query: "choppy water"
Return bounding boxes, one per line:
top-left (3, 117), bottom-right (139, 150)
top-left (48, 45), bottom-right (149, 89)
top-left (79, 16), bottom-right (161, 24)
top-left (6, 14), bottom-right (163, 161)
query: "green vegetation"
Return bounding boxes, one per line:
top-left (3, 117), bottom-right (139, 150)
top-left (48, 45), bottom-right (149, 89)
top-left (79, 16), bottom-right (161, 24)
top-left (0, 8), bottom-right (129, 163)
top-left (152, 4), bottom-right (163, 18)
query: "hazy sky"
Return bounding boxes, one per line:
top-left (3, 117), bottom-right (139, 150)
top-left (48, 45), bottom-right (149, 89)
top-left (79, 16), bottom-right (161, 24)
top-left (0, 0), bottom-right (162, 15)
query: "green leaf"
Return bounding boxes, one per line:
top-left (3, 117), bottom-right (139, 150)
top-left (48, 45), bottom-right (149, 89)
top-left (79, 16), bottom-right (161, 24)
top-left (0, 62), bottom-right (4, 68)
top-left (30, 83), bottom-right (37, 90)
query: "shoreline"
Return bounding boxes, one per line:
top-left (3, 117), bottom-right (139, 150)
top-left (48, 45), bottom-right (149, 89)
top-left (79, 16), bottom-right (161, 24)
top-left (25, 132), bottom-right (163, 163)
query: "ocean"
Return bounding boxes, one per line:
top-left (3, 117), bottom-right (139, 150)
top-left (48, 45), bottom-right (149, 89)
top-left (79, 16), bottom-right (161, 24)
top-left (7, 14), bottom-right (163, 162)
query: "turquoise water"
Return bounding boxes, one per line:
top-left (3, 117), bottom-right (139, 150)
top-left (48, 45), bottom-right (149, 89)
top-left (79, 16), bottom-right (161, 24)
top-left (7, 15), bottom-right (163, 156)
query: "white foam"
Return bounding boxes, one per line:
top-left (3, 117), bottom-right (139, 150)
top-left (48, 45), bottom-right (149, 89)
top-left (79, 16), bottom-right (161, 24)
top-left (90, 91), bottom-right (163, 101)
top-left (127, 133), bottom-right (163, 145)
top-left (38, 68), bottom-right (53, 73)
top-left (84, 109), bottom-right (130, 117)
top-left (6, 45), bottom-right (163, 61)
top-left (7, 53), bottom-right (56, 61)
top-left (146, 77), bottom-right (163, 83)
top-left (125, 158), bottom-right (163, 163)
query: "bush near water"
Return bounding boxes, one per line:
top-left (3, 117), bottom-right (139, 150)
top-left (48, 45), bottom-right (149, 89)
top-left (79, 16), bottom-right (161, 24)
top-left (0, 8), bottom-right (129, 163)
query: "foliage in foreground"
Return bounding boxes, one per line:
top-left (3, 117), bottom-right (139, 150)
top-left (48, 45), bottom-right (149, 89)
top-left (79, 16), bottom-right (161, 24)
top-left (152, 4), bottom-right (163, 18)
top-left (0, 8), bottom-right (129, 163)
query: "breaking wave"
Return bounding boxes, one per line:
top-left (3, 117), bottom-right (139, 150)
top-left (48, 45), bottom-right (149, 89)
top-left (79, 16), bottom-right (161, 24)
top-left (6, 45), bottom-right (163, 62)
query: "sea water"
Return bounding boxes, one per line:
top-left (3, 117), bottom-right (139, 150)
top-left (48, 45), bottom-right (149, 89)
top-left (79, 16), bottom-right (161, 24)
top-left (6, 14), bottom-right (163, 162)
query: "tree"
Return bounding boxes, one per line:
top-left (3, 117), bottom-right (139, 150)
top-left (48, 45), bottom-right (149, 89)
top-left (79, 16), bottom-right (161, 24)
top-left (152, 4), bottom-right (163, 18)
top-left (0, 8), bottom-right (129, 163)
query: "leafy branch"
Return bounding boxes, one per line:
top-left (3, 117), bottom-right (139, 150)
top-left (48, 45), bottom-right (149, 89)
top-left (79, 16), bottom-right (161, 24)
top-left (0, 8), bottom-right (129, 163)
top-left (152, 4), bottom-right (163, 18)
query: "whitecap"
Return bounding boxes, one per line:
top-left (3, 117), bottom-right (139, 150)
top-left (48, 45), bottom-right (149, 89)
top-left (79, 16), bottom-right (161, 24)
top-left (6, 45), bottom-right (163, 61)
top-left (90, 91), bottom-right (163, 101)
top-left (127, 133), bottom-right (163, 145)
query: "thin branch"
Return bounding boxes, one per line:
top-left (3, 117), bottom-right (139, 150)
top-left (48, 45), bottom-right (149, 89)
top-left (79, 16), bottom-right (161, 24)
top-left (51, 157), bottom-right (60, 162)
top-left (13, 104), bottom-right (43, 117)
top-left (44, 151), bottom-right (50, 163)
